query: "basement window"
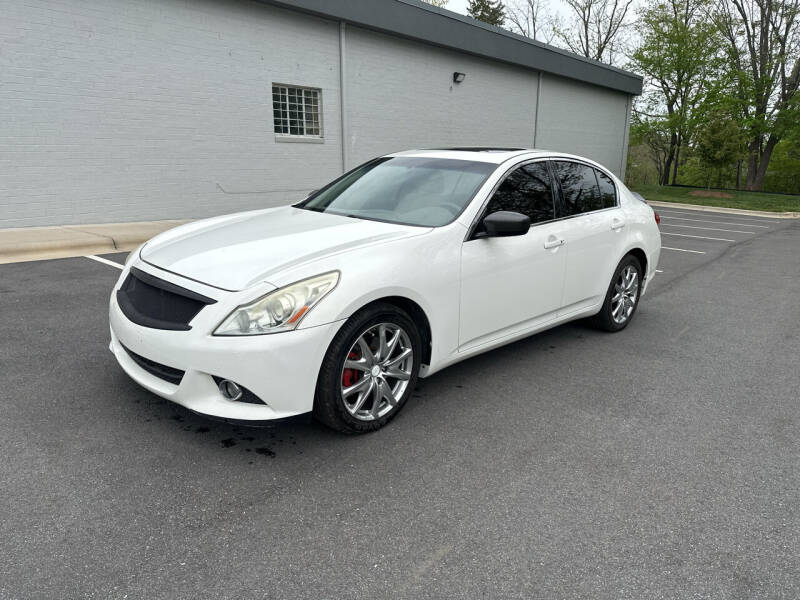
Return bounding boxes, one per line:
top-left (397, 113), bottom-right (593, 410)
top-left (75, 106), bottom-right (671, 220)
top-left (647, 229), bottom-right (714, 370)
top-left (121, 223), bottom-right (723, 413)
top-left (272, 84), bottom-right (323, 142)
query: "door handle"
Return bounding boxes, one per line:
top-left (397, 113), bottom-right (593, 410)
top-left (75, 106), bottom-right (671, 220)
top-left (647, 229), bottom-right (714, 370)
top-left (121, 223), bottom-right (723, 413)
top-left (543, 237), bottom-right (565, 249)
top-left (611, 218), bottom-right (626, 230)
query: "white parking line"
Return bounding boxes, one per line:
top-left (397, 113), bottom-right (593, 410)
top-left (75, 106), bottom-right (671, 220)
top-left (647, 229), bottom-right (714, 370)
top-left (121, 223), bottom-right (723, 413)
top-left (656, 269), bottom-right (663, 273)
top-left (661, 246), bottom-right (706, 254)
top-left (660, 215), bottom-right (769, 228)
top-left (660, 224), bottom-right (756, 234)
top-left (85, 255), bottom-right (124, 270)
top-left (656, 209), bottom-right (780, 223)
top-left (661, 232), bottom-right (735, 242)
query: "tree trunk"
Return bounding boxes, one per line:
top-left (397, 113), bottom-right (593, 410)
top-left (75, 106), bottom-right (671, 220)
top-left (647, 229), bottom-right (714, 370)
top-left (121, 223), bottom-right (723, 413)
top-left (745, 135), bottom-right (779, 191)
top-left (671, 142), bottom-right (681, 185)
top-left (750, 136), bottom-right (779, 191)
top-left (662, 133), bottom-right (677, 186)
top-left (745, 139), bottom-right (760, 191)
top-left (736, 160), bottom-right (742, 190)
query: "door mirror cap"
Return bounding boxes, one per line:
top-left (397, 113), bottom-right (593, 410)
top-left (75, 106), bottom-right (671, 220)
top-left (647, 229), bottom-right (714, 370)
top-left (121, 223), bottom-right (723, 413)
top-left (481, 211), bottom-right (531, 238)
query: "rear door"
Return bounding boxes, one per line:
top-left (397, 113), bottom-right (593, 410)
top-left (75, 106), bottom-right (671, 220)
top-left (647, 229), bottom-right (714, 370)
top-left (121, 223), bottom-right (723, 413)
top-left (551, 160), bottom-right (625, 315)
top-left (459, 160), bottom-right (568, 349)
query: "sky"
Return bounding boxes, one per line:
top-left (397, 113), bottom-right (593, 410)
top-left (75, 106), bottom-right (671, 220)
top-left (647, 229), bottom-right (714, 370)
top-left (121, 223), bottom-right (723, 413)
top-left (446, 0), bottom-right (469, 13)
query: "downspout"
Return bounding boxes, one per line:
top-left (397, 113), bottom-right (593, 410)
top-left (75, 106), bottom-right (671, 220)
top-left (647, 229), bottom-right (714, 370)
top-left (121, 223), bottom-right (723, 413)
top-left (339, 22), bottom-right (349, 173)
top-left (620, 94), bottom-right (632, 180)
top-left (533, 71), bottom-right (542, 148)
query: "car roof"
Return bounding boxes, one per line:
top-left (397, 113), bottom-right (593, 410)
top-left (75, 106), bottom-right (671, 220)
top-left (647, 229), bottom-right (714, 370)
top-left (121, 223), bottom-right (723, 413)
top-left (387, 148), bottom-right (545, 164)
top-left (385, 148), bottom-right (613, 173)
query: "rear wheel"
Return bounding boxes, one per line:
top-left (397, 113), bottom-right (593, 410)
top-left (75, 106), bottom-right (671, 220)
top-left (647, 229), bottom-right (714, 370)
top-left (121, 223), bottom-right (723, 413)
top-left (591, 254), bottom-right (642, 332)
top-left (313, 303), bottom-right (421, 433)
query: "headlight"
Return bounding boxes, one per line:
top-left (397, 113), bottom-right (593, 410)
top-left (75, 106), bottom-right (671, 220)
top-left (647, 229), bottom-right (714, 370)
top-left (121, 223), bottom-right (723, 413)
top-left (213, 271), bottom-right (339, 336)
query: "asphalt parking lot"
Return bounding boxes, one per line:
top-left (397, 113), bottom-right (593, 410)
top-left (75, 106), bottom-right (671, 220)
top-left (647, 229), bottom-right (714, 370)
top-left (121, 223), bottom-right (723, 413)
top-left (1, 206), bottom-right (798, 599)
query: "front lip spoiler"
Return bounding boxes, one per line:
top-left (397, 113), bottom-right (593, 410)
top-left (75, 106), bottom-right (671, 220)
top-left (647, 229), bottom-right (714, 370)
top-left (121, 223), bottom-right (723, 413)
top-left (193, 410), bottom-right (313, 428)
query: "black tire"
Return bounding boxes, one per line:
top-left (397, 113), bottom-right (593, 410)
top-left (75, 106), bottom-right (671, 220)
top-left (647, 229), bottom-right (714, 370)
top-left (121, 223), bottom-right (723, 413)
top-left (590, 254), bottom-right (643, 332)
top-left (313, 302), bottom-right (422, 434)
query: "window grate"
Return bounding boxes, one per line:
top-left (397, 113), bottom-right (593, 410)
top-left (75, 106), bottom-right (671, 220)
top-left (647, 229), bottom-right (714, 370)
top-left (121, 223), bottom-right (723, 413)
top-left (272, 84), bottom-right (322, 137)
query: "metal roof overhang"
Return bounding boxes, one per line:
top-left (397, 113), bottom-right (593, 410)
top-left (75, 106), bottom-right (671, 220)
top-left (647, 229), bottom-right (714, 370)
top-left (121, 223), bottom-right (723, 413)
top-left (255, 0), bottom-right (643, 95)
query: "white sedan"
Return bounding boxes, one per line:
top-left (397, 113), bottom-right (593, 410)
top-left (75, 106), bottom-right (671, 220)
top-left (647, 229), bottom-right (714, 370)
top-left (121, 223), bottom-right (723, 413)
top-left (109, 149), bottom-right (661, 433)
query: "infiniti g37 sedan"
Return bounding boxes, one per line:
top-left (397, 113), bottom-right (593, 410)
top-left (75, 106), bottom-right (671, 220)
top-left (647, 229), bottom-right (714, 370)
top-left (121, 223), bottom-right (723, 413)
top-left (109, 148), bottom-right (661, 433)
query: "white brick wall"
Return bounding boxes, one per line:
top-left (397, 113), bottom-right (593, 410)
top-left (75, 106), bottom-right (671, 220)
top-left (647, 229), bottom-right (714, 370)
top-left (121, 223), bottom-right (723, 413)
top-left (1, 0), bottom-right (343, 227)
top-left (0, 0), bottom-right (631, 227)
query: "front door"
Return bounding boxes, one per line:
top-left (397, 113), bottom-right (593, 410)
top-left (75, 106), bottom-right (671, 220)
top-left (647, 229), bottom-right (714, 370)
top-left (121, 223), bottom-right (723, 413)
top-left (459, 161), bottom-right (567, 350)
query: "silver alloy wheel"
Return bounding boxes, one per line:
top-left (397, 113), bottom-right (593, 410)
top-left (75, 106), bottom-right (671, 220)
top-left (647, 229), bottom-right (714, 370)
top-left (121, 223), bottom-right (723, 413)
top-left (340, 323), bottom-right (414, 421)
top-left (611, 265), bottom-right (639, 324)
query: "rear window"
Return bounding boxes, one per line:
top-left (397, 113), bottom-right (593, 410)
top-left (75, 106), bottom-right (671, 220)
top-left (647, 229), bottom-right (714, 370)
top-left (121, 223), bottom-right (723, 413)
top-left (552, 161), bottom-right (602, 216)
top-left (595, 169), bottom-right (617, 208)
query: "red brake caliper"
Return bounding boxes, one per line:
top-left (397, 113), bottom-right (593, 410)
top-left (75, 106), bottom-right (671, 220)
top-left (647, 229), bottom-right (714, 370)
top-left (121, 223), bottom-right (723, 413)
top-left (342, 351), bottom-right (359, 388)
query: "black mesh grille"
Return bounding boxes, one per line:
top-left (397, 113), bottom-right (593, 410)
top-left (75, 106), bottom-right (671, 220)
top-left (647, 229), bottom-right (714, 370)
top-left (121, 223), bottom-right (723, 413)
top-left (116, 267), bottom-right (216, 331)
top-left (122, 344), bottom-right (185, 385)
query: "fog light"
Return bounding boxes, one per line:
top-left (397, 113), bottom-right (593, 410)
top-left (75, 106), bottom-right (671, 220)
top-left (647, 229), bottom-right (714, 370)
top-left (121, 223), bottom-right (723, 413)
top-left (219, 379), bottom-right (243, 401)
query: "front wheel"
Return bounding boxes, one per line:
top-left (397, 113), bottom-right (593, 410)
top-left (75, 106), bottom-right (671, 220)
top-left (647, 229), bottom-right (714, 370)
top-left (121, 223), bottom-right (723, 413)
top-left (590, 255), bottom-right (643, 332)
top-left (313, 303), bottom-right (421, 433)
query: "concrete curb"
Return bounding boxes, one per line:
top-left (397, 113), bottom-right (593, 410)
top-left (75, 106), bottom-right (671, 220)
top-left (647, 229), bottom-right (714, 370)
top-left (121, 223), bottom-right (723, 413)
top-left (648, 200), bottom-right (800, 219)
top-left (0, 220), bottom-right (189, 265)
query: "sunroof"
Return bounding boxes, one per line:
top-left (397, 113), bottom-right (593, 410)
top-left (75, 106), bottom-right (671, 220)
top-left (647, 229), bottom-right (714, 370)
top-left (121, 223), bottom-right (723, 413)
top-left (432, 147), bottom-right (526, 152)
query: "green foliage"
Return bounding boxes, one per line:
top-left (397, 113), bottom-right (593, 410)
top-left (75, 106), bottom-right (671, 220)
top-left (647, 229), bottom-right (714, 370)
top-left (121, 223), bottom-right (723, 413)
top-left (695, 108), bottom-right (746, 185)
top-left (467, 0), bottom-right (506, 26)
top-left (713, 0), bottom-right (800, 190)
top-left (420, 0), bottom-right (450, 7)
top-left (628, 0), bottom-right (722, 184)
top-left (763, 141), bottom-right (800, 195)
top-left (624, 1), bottom-right (800, 195)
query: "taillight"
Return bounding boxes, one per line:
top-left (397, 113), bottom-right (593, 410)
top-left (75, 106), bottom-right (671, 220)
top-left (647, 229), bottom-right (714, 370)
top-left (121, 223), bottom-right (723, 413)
top-left (654, 211), bottom-right (661, 225)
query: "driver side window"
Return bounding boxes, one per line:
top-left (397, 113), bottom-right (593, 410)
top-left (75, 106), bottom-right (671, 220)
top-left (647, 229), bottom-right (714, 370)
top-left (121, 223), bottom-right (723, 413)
top-left (484, 162), bottom-right (556, 225)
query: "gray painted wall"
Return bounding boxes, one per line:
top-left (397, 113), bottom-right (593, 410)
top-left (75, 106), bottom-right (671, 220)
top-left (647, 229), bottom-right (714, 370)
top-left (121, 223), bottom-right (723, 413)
top-left (344, 26), bottom-right (539, 167)
top-left (534, 74), bottom-right (631, 176)
top-left (1, 0), bottom-right (633, 228)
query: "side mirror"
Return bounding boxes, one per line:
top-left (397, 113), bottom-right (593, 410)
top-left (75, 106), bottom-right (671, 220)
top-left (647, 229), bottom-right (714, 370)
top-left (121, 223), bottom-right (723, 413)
top-left (481, 211), bottom-right (530, 237)
top-left (306, 189), bottom-right (318, 198)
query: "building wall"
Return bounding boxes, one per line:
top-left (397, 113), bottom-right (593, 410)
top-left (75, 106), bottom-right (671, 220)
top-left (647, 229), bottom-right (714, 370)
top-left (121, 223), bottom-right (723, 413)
top-left (534, 73), bottom-right (630, 176)
top-left (1, 0), bottom-right (632, 228)
top-left (1, 0), bottom-right (343, 227)
top-left (343, 26), bottom-right (539, 168)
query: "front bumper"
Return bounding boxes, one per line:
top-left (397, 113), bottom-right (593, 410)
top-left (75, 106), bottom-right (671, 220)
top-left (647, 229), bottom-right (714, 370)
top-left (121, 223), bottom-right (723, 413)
top-left (109, 269), bottom-right (344, 421)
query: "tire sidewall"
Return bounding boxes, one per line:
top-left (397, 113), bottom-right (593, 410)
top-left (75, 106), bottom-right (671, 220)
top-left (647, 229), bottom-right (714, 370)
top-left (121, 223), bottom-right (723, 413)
top-left (598, 255), bottom-right (643, 332)
top-left (314, 304), bottom-right (422, 433)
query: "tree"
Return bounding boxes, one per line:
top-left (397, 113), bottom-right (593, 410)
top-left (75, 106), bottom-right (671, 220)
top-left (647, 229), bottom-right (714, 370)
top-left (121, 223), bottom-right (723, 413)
top-left (553, 0), bottom-right (634, 64)
top-left (467, 0), bottom-right (506, 26)
top-left (714, 0), bottom-right (800, 191)
top-left (629, 114), bottom-right (674, 185)
top-left (420, 0), bottom-right (450, 7)
top-left (695, 108), bottom-right (746, 187)
top-left (629, 0), bottom-right (722, 185)
top-left (506, 0), bottom-right (558, 42)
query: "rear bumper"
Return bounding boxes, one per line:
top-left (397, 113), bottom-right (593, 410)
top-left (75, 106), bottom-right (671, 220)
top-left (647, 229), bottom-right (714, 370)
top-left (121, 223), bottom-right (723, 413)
top-left (109, 289), bottom-right (344, 421)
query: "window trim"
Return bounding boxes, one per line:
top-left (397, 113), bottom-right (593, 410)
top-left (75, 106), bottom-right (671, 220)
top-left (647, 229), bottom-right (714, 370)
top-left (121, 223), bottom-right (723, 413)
top-left (549, 158), bottom-right (619, 220)
top-left (465, 157), bottom-right (557, 241)
top-left (271, 82), bottom-right (324, 141)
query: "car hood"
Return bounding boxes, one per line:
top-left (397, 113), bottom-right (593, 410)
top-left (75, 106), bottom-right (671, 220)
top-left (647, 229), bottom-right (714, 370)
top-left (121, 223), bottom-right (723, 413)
top-left (140, 206), bottom-right (429, 291)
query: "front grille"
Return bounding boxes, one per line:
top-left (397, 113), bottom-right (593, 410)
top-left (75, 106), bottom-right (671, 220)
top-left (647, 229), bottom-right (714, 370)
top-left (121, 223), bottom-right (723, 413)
top-left (122, 344), bottom-right (185, 385)
top-left (116, 267), bottom-right (216, 331)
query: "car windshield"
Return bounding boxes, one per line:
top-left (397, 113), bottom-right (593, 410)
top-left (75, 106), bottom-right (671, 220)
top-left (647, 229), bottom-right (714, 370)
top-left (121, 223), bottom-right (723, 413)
top-left (296, 157), bottom-right (496, 227)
